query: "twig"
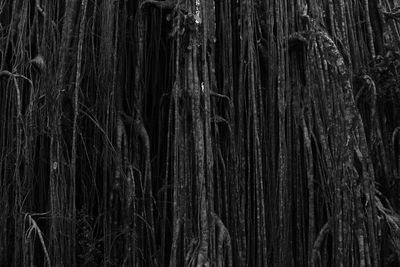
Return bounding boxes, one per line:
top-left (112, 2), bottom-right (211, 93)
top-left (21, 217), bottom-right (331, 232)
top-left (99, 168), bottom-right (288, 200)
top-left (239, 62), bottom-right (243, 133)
top-left (210, 91), bottom-right (230, 102)
top-left (311, 221), bottom-right (330, 266)
top-left (35, 0), bottom-right (57, 28)
top-left (25, 214), bottom-right (51, 266)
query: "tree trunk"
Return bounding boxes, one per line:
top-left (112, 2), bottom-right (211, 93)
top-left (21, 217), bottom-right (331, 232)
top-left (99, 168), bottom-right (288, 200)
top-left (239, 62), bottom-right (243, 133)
top-left (1, 0), bottom-right (400, 266)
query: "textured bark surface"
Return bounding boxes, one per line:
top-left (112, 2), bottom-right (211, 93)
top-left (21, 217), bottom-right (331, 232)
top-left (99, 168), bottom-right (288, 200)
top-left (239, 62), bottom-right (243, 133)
top-left (1, 0), bottom-right (400, 266)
